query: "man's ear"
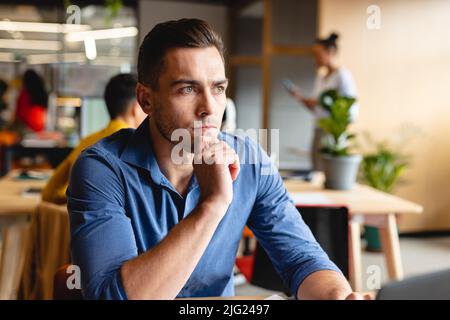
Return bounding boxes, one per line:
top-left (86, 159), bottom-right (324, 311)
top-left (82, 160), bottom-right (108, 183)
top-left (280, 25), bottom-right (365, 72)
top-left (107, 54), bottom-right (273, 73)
top-left (136, 82), bottom-right (153, 116)
top-left (131, 100), bottom-right (147, 127)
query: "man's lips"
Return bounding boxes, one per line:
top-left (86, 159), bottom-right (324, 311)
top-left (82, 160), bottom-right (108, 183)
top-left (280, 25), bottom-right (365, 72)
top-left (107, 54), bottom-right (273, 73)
top-left (192, 125), bottom-right (217, 130)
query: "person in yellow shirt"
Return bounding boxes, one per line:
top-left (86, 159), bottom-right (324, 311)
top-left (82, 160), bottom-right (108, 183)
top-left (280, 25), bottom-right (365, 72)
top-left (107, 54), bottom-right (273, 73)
top-left (42, 73), bottom-right (146, 204)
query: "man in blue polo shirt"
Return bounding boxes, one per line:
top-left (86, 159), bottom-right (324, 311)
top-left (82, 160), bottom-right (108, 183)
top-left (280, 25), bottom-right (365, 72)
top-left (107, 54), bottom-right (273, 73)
top-left (67, 19), bottom-right (370, 300)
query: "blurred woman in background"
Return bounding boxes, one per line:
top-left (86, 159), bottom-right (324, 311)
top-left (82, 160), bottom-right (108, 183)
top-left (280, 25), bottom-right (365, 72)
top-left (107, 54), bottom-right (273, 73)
top-left (288, 33), bottom-right (359, 170)
top-left (15, 69), bottom-right (48, 132)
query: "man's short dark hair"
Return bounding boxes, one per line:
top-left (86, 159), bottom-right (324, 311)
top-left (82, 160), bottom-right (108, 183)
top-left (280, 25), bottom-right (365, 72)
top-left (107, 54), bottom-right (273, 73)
top-left (137, 18), bottom-right (224, 89)
top-left (104, 73), bottom-right (137, 119)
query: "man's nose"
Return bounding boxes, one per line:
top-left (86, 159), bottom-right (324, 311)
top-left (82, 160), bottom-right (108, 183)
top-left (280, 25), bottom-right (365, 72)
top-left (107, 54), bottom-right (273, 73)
top-left (196, 89), bottom-right (215, 117)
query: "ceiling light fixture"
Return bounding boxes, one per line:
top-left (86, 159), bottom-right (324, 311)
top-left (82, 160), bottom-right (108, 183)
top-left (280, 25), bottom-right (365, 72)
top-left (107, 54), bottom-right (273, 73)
top-left (0, 39), bottom-right (62, 50)
top-left (84, 37), bottom-right (97, 60)
top-left (65, 26), bottom-right (138, 42)
top-left (0, 20), bottom-right (91, 33)
top-left (27, 52), bottom-right (86, 64)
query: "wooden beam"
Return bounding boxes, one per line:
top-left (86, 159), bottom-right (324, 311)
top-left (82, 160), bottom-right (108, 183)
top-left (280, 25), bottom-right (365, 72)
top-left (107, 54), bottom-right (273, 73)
top-left (271, 45), bottom-right (313, 56)
top-left (229, 55), bottom-right (262, 66)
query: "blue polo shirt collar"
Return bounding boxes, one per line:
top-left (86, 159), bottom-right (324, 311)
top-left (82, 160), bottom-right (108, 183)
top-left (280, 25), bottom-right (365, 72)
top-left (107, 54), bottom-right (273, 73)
top-left (120, 118), bottom-right (199, 193)
top-left (120, 118), bottom-right (166, 186)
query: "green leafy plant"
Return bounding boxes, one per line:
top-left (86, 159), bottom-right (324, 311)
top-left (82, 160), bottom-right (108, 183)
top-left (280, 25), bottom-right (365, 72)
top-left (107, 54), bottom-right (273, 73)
top-left (360, 141), bottom-right (409, 193)
top-left (104, 0), bottom-right (123, 26)
top-left (318, 89), bottom-right (356, 157)
top-left (359, 134), bottom-right (412, 251)
top-left (319, 88), bottom-right (339, 112)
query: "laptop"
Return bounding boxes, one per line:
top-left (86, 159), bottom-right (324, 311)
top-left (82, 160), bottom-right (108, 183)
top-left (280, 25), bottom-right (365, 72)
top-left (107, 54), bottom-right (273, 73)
top-left (376, 268), bottom-right (450, 300)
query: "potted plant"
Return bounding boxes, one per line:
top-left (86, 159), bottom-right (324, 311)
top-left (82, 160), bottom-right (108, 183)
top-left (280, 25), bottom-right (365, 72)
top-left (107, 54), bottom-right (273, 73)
top-left (359, 134), bottom-right (410, 251)
top-left (360, 142), bottom-right (409, 193)
top-left (318, 89), bottom-right (360, 190)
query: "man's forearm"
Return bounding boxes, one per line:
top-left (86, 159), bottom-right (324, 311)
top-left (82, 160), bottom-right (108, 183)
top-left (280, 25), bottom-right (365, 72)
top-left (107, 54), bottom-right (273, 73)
top-left (297, 270), bottom-right (353, 300)
top-left (121, 200), bottom-right (227, 299)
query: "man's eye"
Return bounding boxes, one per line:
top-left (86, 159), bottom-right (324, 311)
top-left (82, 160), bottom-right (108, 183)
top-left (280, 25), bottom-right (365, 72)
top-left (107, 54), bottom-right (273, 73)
top-left (214, 86), bottom-right (225, 94)
top-left (180, 86), bottom-right (194, 94)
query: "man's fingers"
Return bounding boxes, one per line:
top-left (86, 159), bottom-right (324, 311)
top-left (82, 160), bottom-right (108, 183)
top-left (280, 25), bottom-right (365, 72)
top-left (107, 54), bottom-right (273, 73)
top-left (228, 152), bottom-right (240, 181)
top-left (194, 141), bottom-right (240, 180)
top-left (205, 147), bottom-right (236, 166)
top-left (215, 147), bottom-right (240, 180)
top-left (363, 292), bottom-right (375, 300)
top-left (195, 135), bottom-right (218, 155)
top-left (345, 293), bottom-right (361, 300)
top-left (345, 292), bottom-right (375, 300)
top-left (194, 136), bottom-right (220, 164)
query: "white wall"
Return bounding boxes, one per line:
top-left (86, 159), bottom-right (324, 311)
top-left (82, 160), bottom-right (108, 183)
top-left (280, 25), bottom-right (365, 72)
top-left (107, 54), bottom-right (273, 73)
top-left (269, 0), bottom-right (317, 170)
top-left (233, 0), bottom-right (318, 170)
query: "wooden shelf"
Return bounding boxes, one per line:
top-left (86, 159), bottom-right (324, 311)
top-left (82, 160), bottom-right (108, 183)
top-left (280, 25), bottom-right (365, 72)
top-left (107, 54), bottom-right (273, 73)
top-left (229, 55), bottom-right (262, 66)
top-left (228, 0), bottom-right (315, 134)
top-left (271, 45), bottom-right (313, 56)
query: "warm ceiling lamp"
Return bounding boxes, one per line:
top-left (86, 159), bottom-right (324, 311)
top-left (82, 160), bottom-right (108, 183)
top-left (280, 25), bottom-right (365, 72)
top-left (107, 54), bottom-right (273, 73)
top-left (0, 39), bottom-right (62, 50)
top-left (0, 20), bottom-right (91, 33)
top-left (65, 26), bottom-right (138, 42)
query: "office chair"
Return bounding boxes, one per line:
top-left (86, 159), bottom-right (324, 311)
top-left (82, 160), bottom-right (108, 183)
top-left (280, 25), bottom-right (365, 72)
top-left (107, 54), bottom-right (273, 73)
top-left (236, 206), bottom-right (349, 293)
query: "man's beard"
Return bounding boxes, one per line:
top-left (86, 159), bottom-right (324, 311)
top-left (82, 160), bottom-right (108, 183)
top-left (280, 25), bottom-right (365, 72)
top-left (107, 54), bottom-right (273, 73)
top-left (152, 103), bottom-right (196, 154)
top-left (152, 101), bottom-right (220, 154)
top-left (153, 109), bottom-right (177, 146)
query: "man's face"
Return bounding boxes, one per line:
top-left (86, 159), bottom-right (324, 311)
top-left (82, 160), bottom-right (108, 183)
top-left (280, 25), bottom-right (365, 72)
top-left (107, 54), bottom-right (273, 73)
top-left (143, 46), bottom-right (228, 147)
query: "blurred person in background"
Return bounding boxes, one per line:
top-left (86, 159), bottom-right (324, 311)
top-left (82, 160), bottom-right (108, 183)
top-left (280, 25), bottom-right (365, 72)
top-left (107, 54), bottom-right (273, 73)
top-left (15, 69), bottom-right (48, 132)
top-left (42, 73), bottom-right (146, 204)
top-left (287, 33), bottom-right (359, 171)
top-left (0, 79), bottom-right (8, 128)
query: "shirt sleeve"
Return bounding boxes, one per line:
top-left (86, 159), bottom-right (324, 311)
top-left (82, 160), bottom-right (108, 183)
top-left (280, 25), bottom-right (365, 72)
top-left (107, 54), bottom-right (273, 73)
top-left (247, 144), bottom-right (342, 297)
top-left (67, 147), bottom-right (138, 300)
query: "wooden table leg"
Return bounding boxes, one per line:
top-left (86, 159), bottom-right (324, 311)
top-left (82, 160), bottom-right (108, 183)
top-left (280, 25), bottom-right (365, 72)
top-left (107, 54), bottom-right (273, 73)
top-left (348, 216), bottom-right (363, 292)
top-left (379, 213), bottom-right (404, 280)
top-left (0, 218), bottom-right (31, 300)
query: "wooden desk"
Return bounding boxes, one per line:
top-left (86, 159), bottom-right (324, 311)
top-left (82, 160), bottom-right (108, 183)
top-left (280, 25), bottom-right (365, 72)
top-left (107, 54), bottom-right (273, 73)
top-left (0, 170), bottom-right (49, 299)
top-left (1, 145), bottom-right (72, 176)
top-left (284, 174), bottom-right (423, 292)
top-left (0, 169), bottom-right (422, 297)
